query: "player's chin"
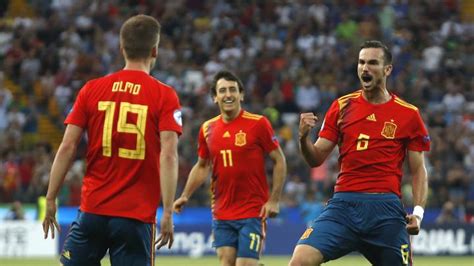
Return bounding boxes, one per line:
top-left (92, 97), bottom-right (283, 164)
top-left (361, 83), bottom-right (373, 91)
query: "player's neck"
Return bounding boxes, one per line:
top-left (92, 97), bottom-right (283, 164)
top-left (221, 108), bottom-right (241, 123)
top-left (362, 87), bottom-right (391, 104)
top-left (123, 60), bottom-right (151, 74)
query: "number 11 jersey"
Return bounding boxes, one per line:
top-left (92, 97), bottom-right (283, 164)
top-left (197, 110), bottom-right (279, 220)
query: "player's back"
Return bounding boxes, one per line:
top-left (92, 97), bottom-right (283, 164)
top-left (65, 69), bottom-right (182, 223)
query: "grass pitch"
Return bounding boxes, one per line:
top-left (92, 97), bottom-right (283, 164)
top-left (1, 255), bottom-right (473, 266)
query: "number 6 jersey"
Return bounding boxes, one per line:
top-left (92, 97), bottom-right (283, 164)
top-left (319, 90), bottom-right (430, 197)
top-left (65, 69), bottom-right (182, 223)
top-left (197, 110), bottom-right (279, 220)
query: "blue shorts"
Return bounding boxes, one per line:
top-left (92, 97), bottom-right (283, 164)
top-left (297, 193), bottom-right (412, 266)
top-left (212, 218), bottom-right (265, 259)
top-left (60, 211), bottom-right (155, 266)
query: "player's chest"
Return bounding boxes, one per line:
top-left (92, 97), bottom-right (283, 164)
top-left (206, 126), bottom-right (258, 154)
top-left (339, 107), bottom-right (411, 143)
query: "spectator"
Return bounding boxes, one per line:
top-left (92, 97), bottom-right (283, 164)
top-left (4, 200), bottom-right (25, 220)
top-left (436, 201), bottom-right (463, 224)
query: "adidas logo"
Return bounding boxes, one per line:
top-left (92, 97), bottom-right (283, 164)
top-left (366, 113), bottom-right (376, 121)
top-left (223, 131), bottom-right (231, 138)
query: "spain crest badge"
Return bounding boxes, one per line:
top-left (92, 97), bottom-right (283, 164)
top-left (381, 121), bottom-right (397, 139)
top-left (235, 130), bottom-right (246, 146)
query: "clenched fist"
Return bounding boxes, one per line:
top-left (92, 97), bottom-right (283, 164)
top-left (299, 112), bottom-right (319, 139)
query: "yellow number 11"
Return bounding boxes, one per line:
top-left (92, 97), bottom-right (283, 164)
top-left (219, 149), bottom-right (233, 167)
top-left (98, 101), bottom-right (148, 160)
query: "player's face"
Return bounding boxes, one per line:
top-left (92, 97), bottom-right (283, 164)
top-left (357, 48), bottom-right (392, 91)
top-left (214, 78), bottom-right (243, 115)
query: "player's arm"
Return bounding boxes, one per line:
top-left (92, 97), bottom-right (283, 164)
top-left (299, 113), bottom-right (336, 167)
top-left (173, 156), bottom-right (212, 213)
top-left (260, 146), bottom-right (287, 219)
top-left (156, 130), bottom-right (179, 249)
top-left (406, 150), bottom-right (428, 235)
top-left (43, 124), bottom-right (83, 239)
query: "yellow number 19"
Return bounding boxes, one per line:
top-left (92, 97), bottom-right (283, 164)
top-left (98, 101), bottom-right (148, 160)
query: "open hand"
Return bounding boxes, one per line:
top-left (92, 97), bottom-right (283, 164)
top-left (155, 214), bottom-right (174, 249)
top-left (42, 199), bottom-right (61, 239)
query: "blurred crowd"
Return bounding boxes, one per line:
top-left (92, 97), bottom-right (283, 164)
top-left (0, 0), bottom-right (472, 224)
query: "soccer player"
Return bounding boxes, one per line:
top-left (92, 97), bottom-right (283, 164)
top-left (42, 15), bottom-right (182, 266)
top-left (173, 70), bottom-right (287, 266)
top-left (289, 40), bottom-right (430, 266)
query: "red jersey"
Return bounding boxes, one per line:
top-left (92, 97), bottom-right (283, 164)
top-left (319, 90), bottom-right (430, 197)
top-left (65, 70), bottom-right (182, 223)
top-left (198, 110), bottom-right (279, 220)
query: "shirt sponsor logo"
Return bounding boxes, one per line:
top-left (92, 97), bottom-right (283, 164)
top-left (381, 121), bottom-right (397, 139)
top-left (235, 130), bottom-right (246, 147)
top-left (223, 131), bottom-right (231, 138)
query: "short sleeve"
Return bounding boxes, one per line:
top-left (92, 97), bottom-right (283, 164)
top-left (197, 125), bottom-right (209, 159)
top-left (318, 100), bottom-right (340, 143)
top-left (257, 116), bottom-right (279, 153)
top-left (407, 110), bottom-right (431, 151)
top-left (158, 87), bottom-right (183, 135)
top-left (64, 83), bottom-right (89, 128)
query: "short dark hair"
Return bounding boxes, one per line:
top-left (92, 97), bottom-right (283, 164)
top-left (210, 71), bottom-right (244, 97)
top-left (360, 40), bottom-right (392, 65)
top-left (120, 15), bottom-right (161, 60)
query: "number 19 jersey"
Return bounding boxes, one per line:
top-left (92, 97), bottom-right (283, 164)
top-left (197, 110), bottom-right (279, 220)
top-left (65, 70), bottom-right (182, 223)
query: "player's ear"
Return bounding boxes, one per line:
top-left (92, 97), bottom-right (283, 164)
top-left (213, 95), bottom-right (218, 104)
top-left (240, 93), bottom-right (244, 102)
top-left (384, 64), bottom-right (393, 77)
top-left (151, 46), bottom-right (158, 58)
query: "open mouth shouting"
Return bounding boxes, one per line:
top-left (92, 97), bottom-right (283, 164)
top-left (361, 73), bottom-right (373, 88)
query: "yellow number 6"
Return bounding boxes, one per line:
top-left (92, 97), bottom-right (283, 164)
top-left (356, 133), bottom-right (370, 151)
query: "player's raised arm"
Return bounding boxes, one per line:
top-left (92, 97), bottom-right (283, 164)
top-left (406, 150), bottom-right (428, 235)
top-left (156, 130), bottom-right (179, 249)
top-left (298, 113), bottom-right (336, 167)
top-left (173, 157), bottom-right (212, 213)
top-left (260, 146), bottom-right (287, 219)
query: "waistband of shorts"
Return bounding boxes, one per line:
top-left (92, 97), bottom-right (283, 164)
top-left (333, 192), bottom-right (399, 201)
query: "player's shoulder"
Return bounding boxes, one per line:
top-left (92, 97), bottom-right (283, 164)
top-left (336, 90), bottom-right (362, 103)
top-left (335, 90), bottom-right (362, 109)
top-left (151, 77), bottom-right (175, 91)
top-left (202, 115), bottom-right (221, 128)
top-left (83, 76), bottom-right (104, 88)
top-left (241, 111), bottom-right (264, 121)
top-left (392, 95), bottom-right (419, 112)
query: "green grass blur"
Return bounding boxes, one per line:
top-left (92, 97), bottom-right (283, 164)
top-left (1, 255), bottom-right (473, 266)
